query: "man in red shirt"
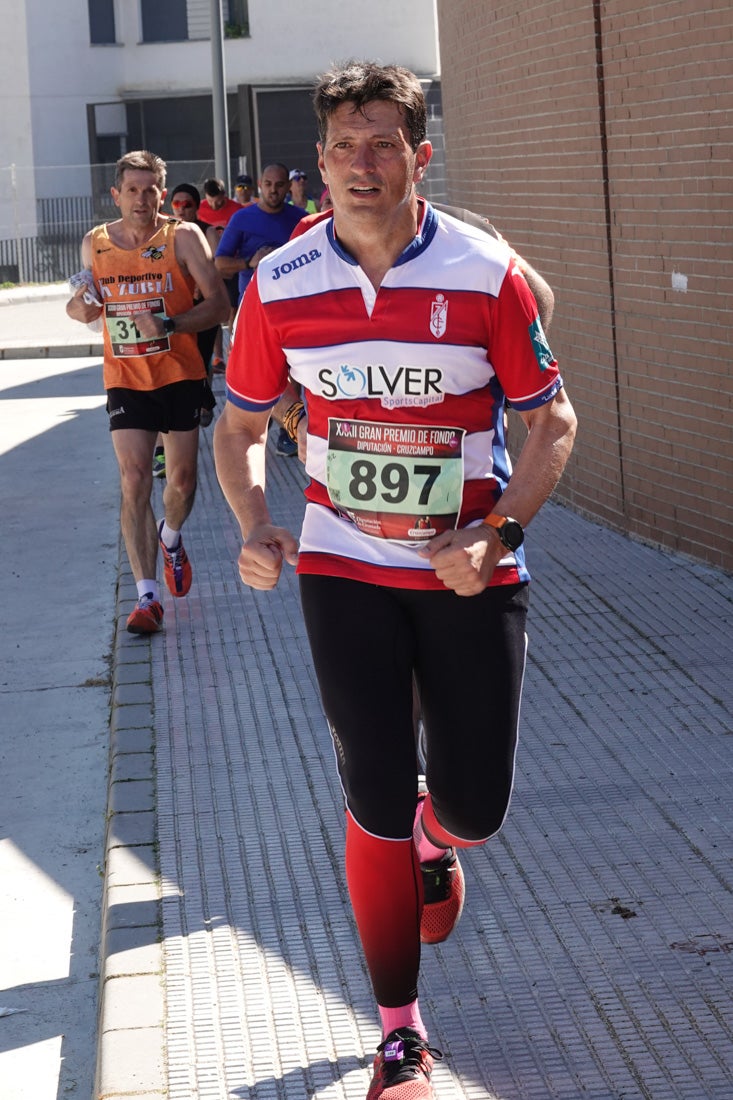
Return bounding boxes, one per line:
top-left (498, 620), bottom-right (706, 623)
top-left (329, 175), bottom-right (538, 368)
top-left (196, 178), bottom-right (242, 371)
top-left (196, 178), bottom-right (241, 229)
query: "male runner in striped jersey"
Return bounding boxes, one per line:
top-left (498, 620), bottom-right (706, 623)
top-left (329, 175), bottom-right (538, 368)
top-left (215, 62), bottom-right (577, 1100)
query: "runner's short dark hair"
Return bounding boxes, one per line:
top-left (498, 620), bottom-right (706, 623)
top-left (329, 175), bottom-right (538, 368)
top-left (116, 150), bottom-right (166, 190)
top-left (170, 183), bottom-right (201, 208)
top-left (313, 61), bottom-right (427, 151)
top-left (203, 178), bottom-right (227, 197)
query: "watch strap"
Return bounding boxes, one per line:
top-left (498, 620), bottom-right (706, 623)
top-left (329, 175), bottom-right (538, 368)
top-left (482, 513), bottom-right (509, 534)
top-left (481, 512), bottom-right (524, 551)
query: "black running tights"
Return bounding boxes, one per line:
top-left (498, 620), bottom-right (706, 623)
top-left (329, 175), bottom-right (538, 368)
top-left (299, 575), bottom-right (529, 843)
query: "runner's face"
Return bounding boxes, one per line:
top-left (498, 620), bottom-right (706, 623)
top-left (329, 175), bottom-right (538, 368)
top-left (317, 100), bottom-right (430, 223)
top-left (258, 169), bottom-right (290, 212)
top-left (112, 169), bottom-right (165, 225)
top-left (290, 178), bottom-right (307, 203)
top-left (171, 194), bottom-right (198, 222)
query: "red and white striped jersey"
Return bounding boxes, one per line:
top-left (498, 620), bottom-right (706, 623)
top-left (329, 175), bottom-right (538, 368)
top-left (226, 202), bottom-right (563, 590)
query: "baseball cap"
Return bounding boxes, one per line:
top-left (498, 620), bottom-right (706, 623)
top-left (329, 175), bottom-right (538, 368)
top-left (235, 174), bottom-right (253, 186)
top-left (289, 169), bottom-right (307, 181)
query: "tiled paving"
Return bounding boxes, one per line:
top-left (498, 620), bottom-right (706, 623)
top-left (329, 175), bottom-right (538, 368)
top-left (102, 377), bottom-right (733, 1100)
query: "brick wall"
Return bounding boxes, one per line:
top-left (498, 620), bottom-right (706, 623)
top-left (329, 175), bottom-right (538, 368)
top-left (437, 0), bottom-right (732, 571)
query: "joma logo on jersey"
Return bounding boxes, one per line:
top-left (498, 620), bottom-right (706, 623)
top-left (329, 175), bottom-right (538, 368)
top-left (271, 248), bottom-right (321, 280)
top-left (430, 293), bottom-right (448, 338)
top-left (317, 363), bottom-right (445, 408)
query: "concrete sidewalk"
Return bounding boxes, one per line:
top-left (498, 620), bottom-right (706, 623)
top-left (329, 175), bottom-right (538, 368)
top-left (0, 346), bottom-right (117, 1099)
top-left (0, 283), bottom-right (103, 359)
top-left (2, 288), bottom-right (733, 1099)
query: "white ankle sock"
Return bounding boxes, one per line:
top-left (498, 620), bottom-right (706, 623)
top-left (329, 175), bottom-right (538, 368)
top-left (159, 520), bottom-right (181, 549)
top-left (136, 579), bottom-right (160, 603)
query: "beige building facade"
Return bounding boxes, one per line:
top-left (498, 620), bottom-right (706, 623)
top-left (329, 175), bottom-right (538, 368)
top-left (436, 0), bottom-right (732, 572)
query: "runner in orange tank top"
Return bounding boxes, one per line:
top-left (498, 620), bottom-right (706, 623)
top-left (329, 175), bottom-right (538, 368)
top-left (66, 149), bottom-right (229, 634)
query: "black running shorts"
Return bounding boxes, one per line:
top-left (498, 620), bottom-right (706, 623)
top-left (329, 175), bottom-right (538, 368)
top-left (106, 379), bottom-right (215, 433)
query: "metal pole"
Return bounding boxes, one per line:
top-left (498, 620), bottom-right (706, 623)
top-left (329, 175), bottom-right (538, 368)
top-left (11, 164), bottom-right (29, 285)
top-left (210, 0), bottom-right (230, 191)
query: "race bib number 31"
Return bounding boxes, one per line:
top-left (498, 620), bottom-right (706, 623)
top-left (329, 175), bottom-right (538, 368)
top-left (326, 418), bottom-right (465, 543)
top-left (105, 296), bottom-right (168, 357)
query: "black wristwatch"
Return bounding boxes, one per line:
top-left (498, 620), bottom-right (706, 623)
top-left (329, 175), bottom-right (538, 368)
top-left (482, 513), bottom-right (524, 552)
top-left (162, 316), bottom-right (176, 335)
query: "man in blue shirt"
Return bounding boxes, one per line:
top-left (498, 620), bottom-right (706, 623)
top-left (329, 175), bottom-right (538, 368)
top-left (215, 163), bottom-right (307, 303)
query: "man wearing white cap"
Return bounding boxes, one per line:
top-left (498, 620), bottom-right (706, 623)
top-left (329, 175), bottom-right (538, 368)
top-left (288, 169), bottom-right (318, 213)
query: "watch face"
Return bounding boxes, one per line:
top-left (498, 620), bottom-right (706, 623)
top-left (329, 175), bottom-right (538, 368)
top-left (501, 520), bottom-right (524, 551)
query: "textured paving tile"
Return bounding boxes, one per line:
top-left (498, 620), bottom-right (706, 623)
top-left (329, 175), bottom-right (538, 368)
top-left (111, 400), bottom-right (733, 1099)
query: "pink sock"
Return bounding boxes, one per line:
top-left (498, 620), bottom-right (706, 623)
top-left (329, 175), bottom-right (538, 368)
top-left (379, 1000), bottom-right (427, 1040)
top-left (413, 797), bottom-right (446, 863)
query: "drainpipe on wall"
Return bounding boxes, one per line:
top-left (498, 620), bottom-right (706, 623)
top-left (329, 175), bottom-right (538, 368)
top-left (11, 165), bottom-right (28, 285)
top-left (592, 0), bottom-right (625, 511)
top-left (210, 0), bottom-right (231, 192)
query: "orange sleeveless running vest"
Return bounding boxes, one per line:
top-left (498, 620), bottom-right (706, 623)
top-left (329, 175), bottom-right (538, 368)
top-left (91, 219), bottom-right (204, 391)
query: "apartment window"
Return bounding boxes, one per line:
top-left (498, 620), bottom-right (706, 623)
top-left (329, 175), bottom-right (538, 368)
top-left (141, 0), bottom-right (188, 43)
top-left (88, 0), bottom-right (116, 44)
top-left (225, 0), bottom-right (249, 37)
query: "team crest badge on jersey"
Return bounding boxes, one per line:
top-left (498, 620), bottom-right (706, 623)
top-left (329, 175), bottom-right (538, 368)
top-left (141, 245), bottom-right (166, 261)
top-left (430, 294), bottom-right (448, 339)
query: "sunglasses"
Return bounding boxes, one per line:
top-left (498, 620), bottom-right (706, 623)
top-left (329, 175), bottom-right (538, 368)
top-left (172, 200), bottom-right (195, 209)
top-left (291, 173), bottom-right (307, 181)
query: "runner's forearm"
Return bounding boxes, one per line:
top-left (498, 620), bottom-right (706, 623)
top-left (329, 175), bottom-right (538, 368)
top-left (213, 407), bottom-right (271, 539)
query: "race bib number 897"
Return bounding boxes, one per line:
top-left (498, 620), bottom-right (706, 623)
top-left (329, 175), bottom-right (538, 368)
top-left (325, 417), bottom-right (465, 543)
